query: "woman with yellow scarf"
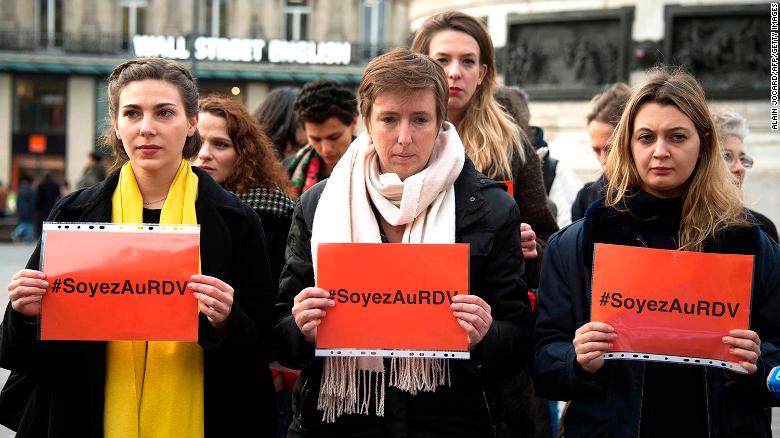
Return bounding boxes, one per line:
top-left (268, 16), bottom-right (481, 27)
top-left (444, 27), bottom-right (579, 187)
top-left (1, 58), bottom-right (277, 437)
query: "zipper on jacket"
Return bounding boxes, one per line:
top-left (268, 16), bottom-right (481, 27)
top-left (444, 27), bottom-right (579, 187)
top-left (481, 387), bottom-right (497, 437)
top-left (636, 362), bottom-right (646, 437)
top-left (703, 367), bottom-right (712, 437)
top-left (636, 235), bottom-right (648, 248)
top-left (296, 377), bottom-right (310, 431)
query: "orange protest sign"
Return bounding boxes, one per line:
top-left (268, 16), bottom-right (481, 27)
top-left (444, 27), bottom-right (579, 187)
top-left (591, 243), bottom-right (753, 373)
top-left (40, 223), bottom-right (200, 341)
top-left (316, 243), bottom-right (469, 359)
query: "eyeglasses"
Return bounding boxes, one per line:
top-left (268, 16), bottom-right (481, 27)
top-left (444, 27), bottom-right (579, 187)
top-left (722, 150), bottom-right (754, 169)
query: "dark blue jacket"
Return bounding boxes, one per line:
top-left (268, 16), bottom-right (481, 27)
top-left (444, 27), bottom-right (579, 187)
top-left (533, 197), bottom-right (780, 438)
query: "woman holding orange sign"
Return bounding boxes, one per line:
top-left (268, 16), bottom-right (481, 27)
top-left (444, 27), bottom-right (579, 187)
top-left (533, 68), bottom-right (780, 437)
top-left (1, 58), bottom-right (276, 437)
top-left (274, 49), bottom-right (531, 437)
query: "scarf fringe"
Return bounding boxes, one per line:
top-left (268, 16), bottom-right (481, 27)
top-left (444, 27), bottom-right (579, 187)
top-left (317, 356), bottom-right (449, 423)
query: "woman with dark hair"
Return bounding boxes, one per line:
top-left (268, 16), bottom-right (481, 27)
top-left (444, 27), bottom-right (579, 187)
top-left (274, 48), bottom-right (531, 437)
top-left (533, 68), bottom-right (780, 437)
top-left (411, 11), bottom-right (558, 286)
top-left (254, 87), bottom-right (307, 162)
top-left (1, 58), bottom-right (277, 437)
top-left (194, 94), bottom-right (295, 281)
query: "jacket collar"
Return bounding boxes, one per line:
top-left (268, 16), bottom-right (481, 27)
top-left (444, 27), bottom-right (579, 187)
top-left (60, 165), bottom-right (246, 218)
top-left (582, 195), bottom-right (761, 269)
top-left (454, 156), bottom-right (504, 233)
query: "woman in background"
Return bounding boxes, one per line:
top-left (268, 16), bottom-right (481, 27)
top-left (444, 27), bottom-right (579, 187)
top-left (194, 94), bottom-right (294, 282)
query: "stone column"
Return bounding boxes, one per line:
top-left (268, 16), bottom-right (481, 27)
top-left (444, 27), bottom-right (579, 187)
top-left (0, 74), bottom-right (12, 185)
top-left (65, 76), bottom-right (96, 189)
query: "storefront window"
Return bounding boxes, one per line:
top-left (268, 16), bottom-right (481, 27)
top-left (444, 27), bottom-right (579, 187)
top-left (13, 76), bottom-right (67, 135)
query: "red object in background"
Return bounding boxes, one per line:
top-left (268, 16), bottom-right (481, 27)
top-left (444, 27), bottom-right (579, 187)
top-left (28, 135), bottom-right (47, 153)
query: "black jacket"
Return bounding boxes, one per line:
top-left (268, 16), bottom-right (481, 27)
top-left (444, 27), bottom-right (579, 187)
top-left (533, 196), bottom-right (780, 438)
top-left (0, 167), bottom-right (277, 437)
top-left (570, 174), bottom-right (606, 222)
top-left (274, 158), bottom-right (532, 438)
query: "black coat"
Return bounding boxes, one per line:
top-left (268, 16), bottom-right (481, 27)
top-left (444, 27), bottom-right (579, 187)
top-left (532, 196), bottom-right (780, 438)
top-left (274, 158), bottom-right (532, 438)
top-left (570, 174), bottom-right (606, 222)
top-left (0, 167), bottom-right (277, 437)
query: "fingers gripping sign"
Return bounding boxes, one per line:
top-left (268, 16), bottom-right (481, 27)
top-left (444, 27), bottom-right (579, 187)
top-left (189, 274), bottom-right (235, 331)
top-left (573, 322), bottom-right (617, 373)
top-left (8, 269), bottom-right (48, 319)
top-left (451, 294), bottom-right (493, 348)
top-left (723, 329), bottom-right (761, 374)
top-left (292, 287), bottom-right (335, 343)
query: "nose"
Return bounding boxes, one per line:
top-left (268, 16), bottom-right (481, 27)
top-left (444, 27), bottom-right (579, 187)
top-left (320, 140), bottom-right (334, 156)
top-left (447, 60), bottom-right (461, 80)
top-left (652, 140), bottom-right (671, 159)
top-left (139, 114), bottom-right (157, 137)
top-left (398, 119), bottom-right (412, 146)
top-left (731, 160), bottom-right (746, 178)
top-left (197, 143), bottom-right (213, 161)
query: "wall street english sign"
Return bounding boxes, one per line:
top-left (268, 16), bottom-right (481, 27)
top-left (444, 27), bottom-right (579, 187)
top-left (132, 35), bottom-right (352, 65)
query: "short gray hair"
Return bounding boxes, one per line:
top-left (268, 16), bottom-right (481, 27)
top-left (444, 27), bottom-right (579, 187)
top-left (711, 109), bottom-right (749, 143)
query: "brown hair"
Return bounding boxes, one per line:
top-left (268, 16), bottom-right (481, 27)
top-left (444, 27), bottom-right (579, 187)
top-left (411, 10), bottom-right (523, 178)
top-left (200, 95), bottom-right (290, 195)
top-left (605, 67), bottom-right (748, 251)
top-left (587, 83), bottom-right (632, 127)
top-left (102, 58), bottom-right (201, 169)
top-left (494, 86), bottom-right (530, 134)
top-left (359, 48), bottom-right (448, 128)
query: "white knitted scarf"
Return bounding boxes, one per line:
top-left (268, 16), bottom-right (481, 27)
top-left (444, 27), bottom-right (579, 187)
top-left (310, 122), bottom-right (465, 422)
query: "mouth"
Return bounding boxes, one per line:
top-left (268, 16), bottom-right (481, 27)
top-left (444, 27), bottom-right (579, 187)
top-left (137, 144), bottom-right (161, 156)
top-left (199, 165), bottom-right (215, 172)
top-left (651, 167), bottom-right (672, 175)
top-left (449, 87), bottom-right (463, 94)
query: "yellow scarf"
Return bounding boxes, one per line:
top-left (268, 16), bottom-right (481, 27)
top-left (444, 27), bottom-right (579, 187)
top-left (104, 160), bottom-right (204, 438)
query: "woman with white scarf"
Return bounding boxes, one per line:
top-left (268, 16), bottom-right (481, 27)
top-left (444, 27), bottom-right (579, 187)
top-left (274, 48), bottom-right (532, 437)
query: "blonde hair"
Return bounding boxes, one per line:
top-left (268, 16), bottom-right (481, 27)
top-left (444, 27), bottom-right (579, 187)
top-left (605, 67), bottom-right (748, 252)
top-left (411, 10), bottom-right (523, 179)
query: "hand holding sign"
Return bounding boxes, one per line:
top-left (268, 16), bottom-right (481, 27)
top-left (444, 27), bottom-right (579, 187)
top-left (292, 287), bottom-right (335, 343)
top-left (7, 269), bottom-right (49, 319)
top-left (723, 329), bottom-right (761, 374)
top-left (574, 322), bottom-right (617, 373)
top-left (189, 274), bottom-right (235, 331)
top-left (451, 294), bottom-right (493, 347)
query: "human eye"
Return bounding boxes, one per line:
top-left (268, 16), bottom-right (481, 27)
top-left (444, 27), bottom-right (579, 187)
top-left (721, 150), bottom-right (734, 162)
top-left (637, 133), bottom-right (654, 143)
top-left (670, 133), bottom-right (687, 142)
top-left (158, 108), bottom-right (174, 118)
top-left (435, 57), bottom-right (448, 66)
top-left (122, 109), bottom-right (139, 118)
top-left (214, 141), bottom-right (231, 150)
top-left (463, 58), bottom-right (476, 66)
top-left (380, 116), bottom-right (397, 125)
top-left (414, 116), bottom-right (429, 125)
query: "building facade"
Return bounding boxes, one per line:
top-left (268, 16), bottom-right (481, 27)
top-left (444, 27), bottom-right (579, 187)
top-left (0, 0), bottom-right (410, 193)
top-left (410, 0), bottom-right (779, 226)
